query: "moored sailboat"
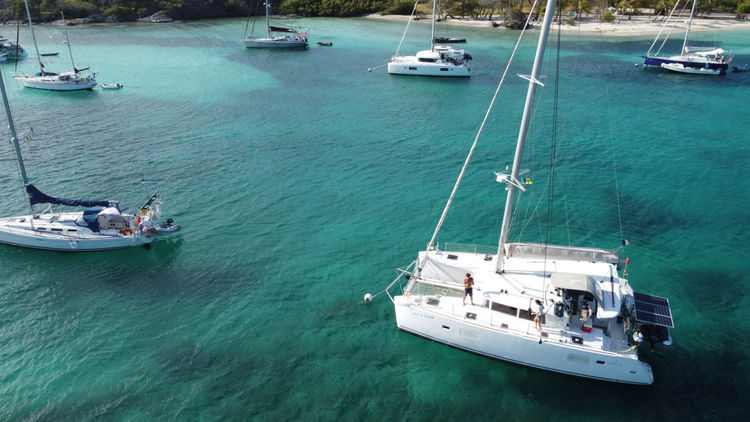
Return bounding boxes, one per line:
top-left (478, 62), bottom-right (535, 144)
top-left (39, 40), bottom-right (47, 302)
top-left (244, 0), bottom-right (308, 49)
top-left (388, 0), bottom-right (471, 77)
top-left (643, 0), bottom-right (732, 75)
top-left (0, 66), bottom-right (180, 251)
top-left (384, 0), bottom-right (673, 384)
top-left (13, 5), bottom-right (97, 91)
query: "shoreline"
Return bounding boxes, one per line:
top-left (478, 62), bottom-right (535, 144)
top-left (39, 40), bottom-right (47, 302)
top-left (364, 13), bottom-right (750, 36)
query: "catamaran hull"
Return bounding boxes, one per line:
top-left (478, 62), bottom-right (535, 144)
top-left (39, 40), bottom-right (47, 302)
top-left (394, 297), bottom-right (654, 385)
top-left (14, 76), bottom-right (97, 91)
top-left (643, 56), bottom-right (728, 74)
top-left (388, 61), bottom-right (470, 77)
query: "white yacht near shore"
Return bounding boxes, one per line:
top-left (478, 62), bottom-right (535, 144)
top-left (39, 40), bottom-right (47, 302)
top-left (387, 0), bottom-right (470, 77)
top-left (14, 5), bottom-right (96, 91)
top-left (244, 0), bottom-right (308, 49)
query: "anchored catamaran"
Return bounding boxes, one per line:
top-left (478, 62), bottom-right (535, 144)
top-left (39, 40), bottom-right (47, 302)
top-left (385, 0), bottom-right (673, 384)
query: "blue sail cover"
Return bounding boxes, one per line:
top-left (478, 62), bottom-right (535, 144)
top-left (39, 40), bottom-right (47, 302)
top-left (25, 184), bottom-right (110, 208)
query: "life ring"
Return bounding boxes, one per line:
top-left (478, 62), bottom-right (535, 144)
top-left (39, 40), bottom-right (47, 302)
top-left (122, 228), bottom-right (133, 236)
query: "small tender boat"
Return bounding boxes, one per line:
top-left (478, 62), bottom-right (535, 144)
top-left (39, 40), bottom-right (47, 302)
top-left (317, 41), bottom-right (332, 46)
top-left (101, 83), bottom-right (123, 89)
top-left (660, 62), bottom-right (721, 75)
top-left (434, 36), bottom-right (466, 44)
top-left (733, 64), bottom-right (750, 72)
top-left (150, 219), bottom-right (181, 235)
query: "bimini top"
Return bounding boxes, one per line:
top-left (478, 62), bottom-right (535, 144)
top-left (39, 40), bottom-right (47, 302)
top-left (25, 184), bottom-right (112, 208)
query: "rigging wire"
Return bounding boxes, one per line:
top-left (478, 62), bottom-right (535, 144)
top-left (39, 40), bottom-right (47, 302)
top-left (419, 0), bottom-right (540, 273)
top-left (541, 3), bottom-right (564, 304)
top-left (394, 0), bottom-right (420, 56)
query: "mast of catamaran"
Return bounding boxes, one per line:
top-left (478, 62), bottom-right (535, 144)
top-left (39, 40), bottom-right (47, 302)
top-left (0, 67), bottom-right (36, 225)
top-left (682, 0), bottom-right (697, 55)
top-left (430, 0), bottom-right (437, 51)
top-left (496, 0), bottom-right (558, 273)
top-left (22, 0), bottom-right (45, 75)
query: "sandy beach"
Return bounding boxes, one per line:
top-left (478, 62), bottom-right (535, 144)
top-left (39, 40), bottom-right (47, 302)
top-left (366, 12), bottom-right (750, 36)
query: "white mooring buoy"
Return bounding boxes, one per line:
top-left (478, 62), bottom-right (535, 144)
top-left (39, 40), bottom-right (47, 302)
top-left (364, 293), bottom-right (373, 302)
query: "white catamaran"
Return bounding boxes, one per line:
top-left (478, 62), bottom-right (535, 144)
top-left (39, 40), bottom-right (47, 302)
top-left (0, 66), bottom-right (180, 251)
top-left (244, 0), bottom-right (308, 49)
top-left (384, 0), bottom-right (673, 384)
top-left (14, 5), bottom-right (97, 91)
top-left (388, 0), bottom-right (471, 77)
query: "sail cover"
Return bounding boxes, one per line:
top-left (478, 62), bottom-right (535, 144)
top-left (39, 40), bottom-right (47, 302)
top-left (269, 26), bottom-right (296, 33)
top-left (25, 184), bottom-right (110, 207)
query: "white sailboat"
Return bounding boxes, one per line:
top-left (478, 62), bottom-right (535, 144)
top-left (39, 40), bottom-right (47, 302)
top-left (0, 66), bottom-right (180, 251)
top-left (643, 0), bottom-right (731, 74)
top-left (244, 0), bottom-right (308, 49)
top-left (388, 0), bottom-right (471, 77)
top-left (14, 5), bottom-right (97, 91)
top-left (384, 0), bottom-right (673, 384)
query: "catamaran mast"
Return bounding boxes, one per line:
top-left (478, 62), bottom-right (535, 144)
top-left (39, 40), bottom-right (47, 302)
top-left (0, 67), bottom-right (36, 224)
top-left (22, 0), bottom-right (44, 75)
top-left (430, 0), bottom-right (437, 51)
top-left (61, 11), bottom-right (77, 72)
top-left (496, 0), bottom-right (558, 273)
top-left (682, 0), bottom-right (697, 55)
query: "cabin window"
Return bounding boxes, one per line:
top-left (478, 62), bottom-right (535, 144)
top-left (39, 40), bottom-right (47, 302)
top-left (418, 58), bottom-right (437, 63)
top-left (38, 227), bottom-right (46, 230)
top-left (447, 254), bottom-right (458, 260)
top-left (51, 228), bottom-right (63, 232)
top-left (68, 229), bottom-right (77, 232)
top-left (491, 302), bottom-right (517, 317)
top-left (440, 68), bottom-right (449, 71)
top-left (408, 67), bottom-right (417, 70)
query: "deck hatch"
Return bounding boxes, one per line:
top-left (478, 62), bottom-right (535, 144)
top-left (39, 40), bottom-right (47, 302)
top-left (633, 291), bottom-right (674, 328)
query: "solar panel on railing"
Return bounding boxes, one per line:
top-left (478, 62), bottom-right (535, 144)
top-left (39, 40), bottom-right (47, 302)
top-left (633, 292), bottom-right (674, 328)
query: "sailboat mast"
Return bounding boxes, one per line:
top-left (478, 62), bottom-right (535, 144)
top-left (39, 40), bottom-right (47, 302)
top-left (22, 0), bottom-right (44, 74)
top-left (0, 67), bottom-right (36, 221)
top-left (61, 11), bottom-right (77, 72)
top-left (430, 0), bottom-right (437, 51)
top-left (496, 0), bottom-right (558, 273)
top-left (265, 0), bottom-right (271, 39)
top-left (682, 0), bottom-right (697, 55)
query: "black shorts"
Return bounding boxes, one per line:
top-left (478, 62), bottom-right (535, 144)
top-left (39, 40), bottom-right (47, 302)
top-left (464, 287), bottom-right (473, 296)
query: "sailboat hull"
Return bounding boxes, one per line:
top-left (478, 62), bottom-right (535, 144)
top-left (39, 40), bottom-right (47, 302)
top-left (0, 214), bottom-right (152, 251)
top-left (14, 75), bottom-right (97, 91)
top-left (394, 296), bottom-right (654, 385)
top-left (244, 37), bottom-right (308, 49)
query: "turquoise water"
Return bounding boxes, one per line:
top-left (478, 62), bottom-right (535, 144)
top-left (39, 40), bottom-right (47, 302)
top-left (0, 17), bottom-right (748, 420)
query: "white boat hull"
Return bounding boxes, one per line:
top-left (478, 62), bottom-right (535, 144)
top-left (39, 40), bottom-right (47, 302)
top-left (660, 62), bottom-right (721, 75)
top-left (394, 297), bottom-right (653, 384)
top-left (0, 213), bottom-right (152, 251)
top-left (14, 75), bottom-right (96, 91)
top-left (388, 57), bottom-right (470, 77)
top-left (244, 37), bottom-right (308, 49)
